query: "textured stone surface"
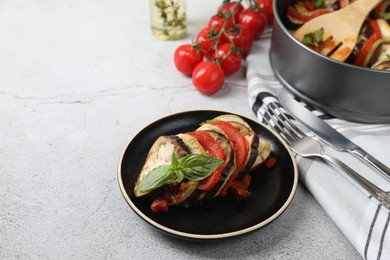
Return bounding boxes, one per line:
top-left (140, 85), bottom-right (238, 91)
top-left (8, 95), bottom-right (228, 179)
top-left (0, 0), bottom-right (361, 259)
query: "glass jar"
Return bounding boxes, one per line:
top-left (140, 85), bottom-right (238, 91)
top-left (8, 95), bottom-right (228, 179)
top-left (150, 0), bottom-right (187, 40)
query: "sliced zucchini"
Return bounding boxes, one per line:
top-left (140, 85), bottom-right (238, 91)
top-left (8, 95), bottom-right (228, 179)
top-left (213, 114), bottom-right (251, 128)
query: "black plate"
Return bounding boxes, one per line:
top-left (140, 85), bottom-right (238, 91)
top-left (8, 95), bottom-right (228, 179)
top-left (118, 110), bottom-right (298, 240)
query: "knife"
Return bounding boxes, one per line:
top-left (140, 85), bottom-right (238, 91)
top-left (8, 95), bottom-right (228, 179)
top-left (278, 91), bottom-right (390, 181)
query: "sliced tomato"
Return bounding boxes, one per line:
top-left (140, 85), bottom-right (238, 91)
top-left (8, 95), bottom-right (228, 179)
top-left (187, 131), bottom-right (225, 191)
top-left (287, 5), bottom-right (330, 22)
top-left (296, 0), bottom-right (317, 11)
top-left (230, 174), bottom-right (252, 200)
top-left (354, 19), bottom-right (382, 66)
top-left (265, 156), bottom-right (277, 168)
top-left (339, 0), bottom-right (356, 8)
top-left (211, 120), bottom-right (249, 195)
top-left (212, 121), bottom-right (249, 170)
top-left (338, 0), bottom-right (346, 8)
top-left (151, 199), bottom-right (169, 212)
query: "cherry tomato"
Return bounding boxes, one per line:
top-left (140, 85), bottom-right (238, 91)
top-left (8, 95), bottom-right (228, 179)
top-left (174, 44), bottom-right (204, 75)
top-left (226, 24), bottom-right (254, 56)
top-left (238, 7), bottom-right (267, 39)
top-left (208, 14), bottom-right (233, 32)
top-left (187, 130), bottom-right (225, 191)
top-left (212, 43), bottom-right (242, 76)
top-left (218, 2), bottom-right (244, 20)
top-left (192, 61), bottom-right (224, 95)
top-left (195, 27), bottom-right (218, 56)
top-left (256, 0), bottom-right (274, 25)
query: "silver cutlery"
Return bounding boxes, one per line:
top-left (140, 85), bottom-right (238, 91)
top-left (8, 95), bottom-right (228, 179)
top-left (263, 102), bottom-right (390, 211)
top-left (278, 91), bottom-right (390, 182)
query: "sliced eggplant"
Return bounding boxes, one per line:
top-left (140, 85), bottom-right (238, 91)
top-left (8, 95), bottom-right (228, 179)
top-left (134, 135), bottom-right (190, 197)
top-left (197, 124), bottom-right (237, 197)
top-left (172, 133), bottom-right (208, 204)
top-left (135, 133), bottom-right (209, 210)
top-left (251, 139), bottom-right (271, 171)
top-left (241, 135), bottom-right (260, 175)
top-left (371, 60), bottom-right (390, 70)
top-left (212, 115), bottom-right (271, 176)
top-left (362, 39), bottom-right (384, 67)
top-left (361, 19), bottom-right (390, 67)
top-left (202, 131), bottom-right (236, 198)
top-left (225, 121), bottom-right (256, 175)
top-left (156, 134), bottom-right (215, 206)
top-left (212, 116), bottom-right (254, 171)
top-left (176, 133), bottom-right (206, 155)
top-left (347, 21), bottom-right (372, 64)
top-left (370, 42), bottom-right (390, 70)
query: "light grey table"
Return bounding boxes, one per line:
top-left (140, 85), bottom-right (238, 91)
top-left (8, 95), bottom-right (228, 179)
top-left (0, 0), bottom-right (361, 259)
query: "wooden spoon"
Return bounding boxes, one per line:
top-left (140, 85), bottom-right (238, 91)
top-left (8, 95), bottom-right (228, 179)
top-left (293, 0), bottom-right (383, 62)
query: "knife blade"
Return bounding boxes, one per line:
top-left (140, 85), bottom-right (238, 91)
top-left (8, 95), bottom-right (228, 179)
top-left (278, 91), bottom-right (390, 181)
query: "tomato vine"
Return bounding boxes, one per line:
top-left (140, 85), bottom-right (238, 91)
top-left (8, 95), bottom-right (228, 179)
top-left (174, 0), bottom-right (273, 95)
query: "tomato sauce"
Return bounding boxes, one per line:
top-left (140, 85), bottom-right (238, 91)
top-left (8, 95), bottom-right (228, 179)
top-left (150, 182), bottom-right (191, 212)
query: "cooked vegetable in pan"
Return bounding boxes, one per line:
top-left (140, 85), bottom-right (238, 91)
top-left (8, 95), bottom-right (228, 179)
top-left (286, 0), bottom-right (390, 70)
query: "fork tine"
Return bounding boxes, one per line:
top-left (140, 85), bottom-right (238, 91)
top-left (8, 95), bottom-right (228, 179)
top-left (267, 103), bottom-right (300, 142)
top-left (264, 102), bottom-right (301, 145)
top-left (265, 102), bottom-right (390, 210)
top-left (262, 104), bottom-right (282, 133)
top-left (264, 102), bottom-right (302, 145)
top-left (271, 103), bottom-right (306, 138)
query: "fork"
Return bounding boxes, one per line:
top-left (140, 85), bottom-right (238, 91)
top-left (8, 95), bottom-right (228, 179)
top-left (293, 0), bottom-right (383, 62)
top-left (263, 102), bottom-right (390, 210)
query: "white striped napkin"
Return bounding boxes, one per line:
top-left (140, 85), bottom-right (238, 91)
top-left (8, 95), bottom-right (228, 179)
top-left (247, 33), bottom-right (390, 260)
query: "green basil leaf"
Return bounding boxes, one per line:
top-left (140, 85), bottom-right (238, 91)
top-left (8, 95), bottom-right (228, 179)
top-left (303, 33), bottom-right (314, 45)
top-left (136, 165), bottom-right (174, 192)
top-left (314, 28), bottom-right (324, 45)
top-left (136, 153), bottom-right (223, 193)
top-left (172, 152), bottom-right (179, 168)
top-left (380, 12), bottom-right (390, 20)
top-left (199, 119), bottom-right (215, 126)
top-left (173, 154), bottom-right (223, 181)
top-left (314, 0), bottom-right (324, 8)
top-left (175, 169), bottom-right (185, 183)
top-left (303, 28), bottom-right (324, 47)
